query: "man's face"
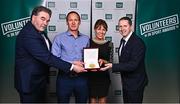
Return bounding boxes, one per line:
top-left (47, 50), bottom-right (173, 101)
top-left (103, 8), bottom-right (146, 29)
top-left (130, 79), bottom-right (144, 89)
top-left (31, 11), bottom-right (50, 32)
top-left (67, 13), bottom-right (80, 32)
top-left (118, 20), bottom-right (132, 37)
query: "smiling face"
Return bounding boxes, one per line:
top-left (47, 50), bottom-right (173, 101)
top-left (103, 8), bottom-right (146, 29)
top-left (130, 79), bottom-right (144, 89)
top-left (31, 11), bottom-right (50, 32)
top-left (94, 19), bottom-right (108, 40)
top-left (118, 19), bottom-right (132, 37)
top-left (66, 12), bottom-right (81, 32)
top-left (95, 25), bottom-right (106, 40)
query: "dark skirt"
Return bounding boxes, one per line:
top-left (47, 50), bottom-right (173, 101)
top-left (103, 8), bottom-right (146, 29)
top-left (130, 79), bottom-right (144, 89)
top-left (88, 71), bottom-right (111, 97)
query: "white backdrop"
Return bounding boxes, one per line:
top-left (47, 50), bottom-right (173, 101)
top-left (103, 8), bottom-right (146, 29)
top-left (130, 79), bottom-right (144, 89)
top-left (46, 0), bottom-right (136, 103)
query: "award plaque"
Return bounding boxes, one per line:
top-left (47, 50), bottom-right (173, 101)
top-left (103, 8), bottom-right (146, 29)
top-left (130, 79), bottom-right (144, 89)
top-left (83, 48), bottom-right (100, 69)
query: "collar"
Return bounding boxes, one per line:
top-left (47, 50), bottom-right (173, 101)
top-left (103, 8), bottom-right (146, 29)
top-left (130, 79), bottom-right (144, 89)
top-left (66, 31), bottom-right (81, 37)
top-left (92, 37), bottom-right (107, 44)
top-left (123, 31), bottom-right (133, 43)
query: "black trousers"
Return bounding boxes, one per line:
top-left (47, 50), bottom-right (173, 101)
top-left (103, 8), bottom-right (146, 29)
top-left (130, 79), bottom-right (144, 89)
top-left (19, 83), bottom-right (47, 103)
top-left (123, 88), bottom-right (145, 103)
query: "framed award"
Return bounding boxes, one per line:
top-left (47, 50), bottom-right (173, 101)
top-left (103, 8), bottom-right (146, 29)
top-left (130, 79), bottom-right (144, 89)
top-left (83, 48), bottom-right (100, 69)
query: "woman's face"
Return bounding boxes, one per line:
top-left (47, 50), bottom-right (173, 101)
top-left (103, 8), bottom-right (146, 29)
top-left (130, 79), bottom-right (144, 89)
top-left (95, 25), bottom-right (107, 40)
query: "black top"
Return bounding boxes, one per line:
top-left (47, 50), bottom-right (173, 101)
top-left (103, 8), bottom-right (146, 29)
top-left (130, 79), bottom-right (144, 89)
top-left (88, 39), bottom-right (113, 97)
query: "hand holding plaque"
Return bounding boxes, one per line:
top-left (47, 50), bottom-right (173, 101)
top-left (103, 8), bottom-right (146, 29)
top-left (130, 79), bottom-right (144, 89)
top-left (83, 48), bottom-right (100, 69)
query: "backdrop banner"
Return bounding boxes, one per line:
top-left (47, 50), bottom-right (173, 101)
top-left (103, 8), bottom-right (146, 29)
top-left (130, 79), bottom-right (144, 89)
top-left (0, 0), bottom-right (136, 103)
top-left (135, 0), bottom-right (180, 103)
top-left (0, 0), bottom-right (179, 103)
top-left (0, 0), bottom-right (45, 102)
top-left (46, 0), bottom-right (136, 103)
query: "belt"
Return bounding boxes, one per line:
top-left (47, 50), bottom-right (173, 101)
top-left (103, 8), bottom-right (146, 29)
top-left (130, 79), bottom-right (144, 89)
top-left (58, 71), bottom-right (88, 78)
top-left (58, 71), bottom-right (79, 78)
top-left (69, 71), bottom-right (78, 77)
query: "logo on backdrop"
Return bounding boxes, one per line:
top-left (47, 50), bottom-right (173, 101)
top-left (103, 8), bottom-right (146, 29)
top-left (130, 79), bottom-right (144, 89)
top-left (140, 14), bottom-right (179, 37)
top-left (1, 17), bottom-right (30, 37)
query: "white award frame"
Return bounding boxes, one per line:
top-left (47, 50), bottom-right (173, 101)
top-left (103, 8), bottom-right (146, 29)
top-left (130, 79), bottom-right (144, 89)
top-left (83, 48), bottom-right (100, 69)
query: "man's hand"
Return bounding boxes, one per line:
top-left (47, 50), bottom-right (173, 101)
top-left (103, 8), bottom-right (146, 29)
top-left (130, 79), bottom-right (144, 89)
top-left (72, 60), bottom-right (84, 67)
top-left (98, 59), bottom-right (108, 66)
top-left (72, 64), bottom-right (87, 73)
top-left (100, 63), bottom-right (112, 71)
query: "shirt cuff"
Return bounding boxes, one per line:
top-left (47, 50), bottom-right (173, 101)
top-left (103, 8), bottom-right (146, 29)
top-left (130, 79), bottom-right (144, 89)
top-left (70, 64), bottom-right (74, 71)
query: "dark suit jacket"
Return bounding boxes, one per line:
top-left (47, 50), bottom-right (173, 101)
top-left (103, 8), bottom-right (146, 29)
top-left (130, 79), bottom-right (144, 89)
top-left (112, 32), bottom-right (148, 91)
top-left (15, 21), bottom-right (71, 93)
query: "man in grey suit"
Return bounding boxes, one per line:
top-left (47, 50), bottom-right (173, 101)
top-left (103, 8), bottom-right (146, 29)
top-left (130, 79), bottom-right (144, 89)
top-left (101, 17), bottom-right (148, 103)
top-left (14, 6), bottom-right (87, 103)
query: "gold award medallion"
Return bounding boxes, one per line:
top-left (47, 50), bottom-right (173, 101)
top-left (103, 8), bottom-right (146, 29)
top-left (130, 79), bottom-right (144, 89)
top-left (89, 63), bottom-right (95, 68)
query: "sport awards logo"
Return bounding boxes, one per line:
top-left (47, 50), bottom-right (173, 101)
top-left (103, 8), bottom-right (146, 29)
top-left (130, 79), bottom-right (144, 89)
top-left (1, 17), bottom-right (30, 37)
top-left (140, 14), bottom-right (179, 37)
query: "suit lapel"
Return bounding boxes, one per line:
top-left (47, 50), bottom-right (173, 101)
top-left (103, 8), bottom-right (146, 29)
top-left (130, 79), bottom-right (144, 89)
top-left (39, 33), bottom-right (51, 50)
top-left (44, 34), bottom-right (52, 50)
top-left (119, 33), bottom-right (135, 61)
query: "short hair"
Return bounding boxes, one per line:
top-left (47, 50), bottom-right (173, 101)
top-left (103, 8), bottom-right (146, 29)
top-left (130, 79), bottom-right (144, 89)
top-left (119, 17), bottom-right (132, 26)
top-left (31, 6), bottom-right (52, 20)
top-left (94, 19), bottom-right (108, 31)
top-left (66, 11), bottom-right (81, 22)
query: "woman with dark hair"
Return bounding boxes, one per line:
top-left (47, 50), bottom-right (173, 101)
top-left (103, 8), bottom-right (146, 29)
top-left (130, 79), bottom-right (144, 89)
top-left (88, 19), bottom-right (113, 104)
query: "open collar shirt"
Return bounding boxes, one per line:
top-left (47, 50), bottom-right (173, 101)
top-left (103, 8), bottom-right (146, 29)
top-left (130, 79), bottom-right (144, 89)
top-left (51, 31), bottom-right (90, 63)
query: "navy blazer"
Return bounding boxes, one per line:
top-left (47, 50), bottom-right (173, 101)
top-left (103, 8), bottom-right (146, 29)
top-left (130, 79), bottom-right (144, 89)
top-left (112, 32), bottom-right (148, 91)
top-left (15, 21), bottom-right (71, 93)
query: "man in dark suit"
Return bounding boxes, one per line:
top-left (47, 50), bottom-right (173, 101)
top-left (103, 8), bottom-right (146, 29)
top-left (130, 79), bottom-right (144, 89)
top-left (14, 6), bottom-right (87, 103)
top-left (101, 17), bottom-right (148, 103)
